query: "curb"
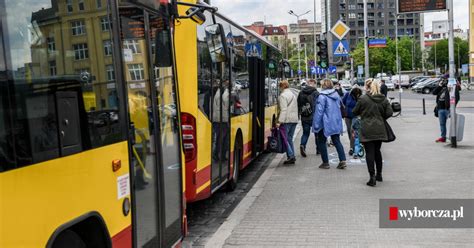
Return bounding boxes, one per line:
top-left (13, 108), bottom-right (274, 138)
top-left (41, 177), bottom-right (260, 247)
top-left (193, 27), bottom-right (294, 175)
top-left (204, 125), bottom-right (301, 248)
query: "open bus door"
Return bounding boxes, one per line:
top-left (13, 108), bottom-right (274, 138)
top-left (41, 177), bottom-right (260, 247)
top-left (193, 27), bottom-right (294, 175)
top-left (113, 1), bottom-right (183, 247)
top-left (249, 57), bottom-right (266, 156)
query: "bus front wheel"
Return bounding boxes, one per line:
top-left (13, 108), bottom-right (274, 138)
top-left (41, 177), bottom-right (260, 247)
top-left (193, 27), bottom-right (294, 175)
top-left (52, 230), bottom-right (86, 248)
top-left (228, 141), bottom-right (241, 191)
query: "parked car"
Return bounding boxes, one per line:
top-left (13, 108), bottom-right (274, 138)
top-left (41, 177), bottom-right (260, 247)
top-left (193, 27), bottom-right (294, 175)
top-left (392, 75), bottom-right (410, 88)
top-left (385, 80), bottom-right (395, 91)
top-left (413, 78), bottom-right (441, 94)
top-left (409, 76), bottom-right (430, 87)
top-left (410, 77), bottom-right (432, 88)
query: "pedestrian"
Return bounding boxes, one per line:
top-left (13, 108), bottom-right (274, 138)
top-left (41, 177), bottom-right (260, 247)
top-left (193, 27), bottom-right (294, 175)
top-left (297, 78), bottom-right (319, 157)
top-left (312, 79), bottom-right (347, 169)
top-left (342, 86), bottom-right (363, 156)
top-left (334, 81), bottom-right (345, 97)
top-left (352, 78), bottom-right (393, 187)
top-left (432, 78), bottom-right (460, 143)
top-left (380, 79), bottom-right (388, 97)
top-left (277, 80), bottom-right (299, 164)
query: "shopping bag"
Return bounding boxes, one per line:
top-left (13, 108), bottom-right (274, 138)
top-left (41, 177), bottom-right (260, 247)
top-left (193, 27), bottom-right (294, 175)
top-left (268, 126), bottom-right (288, 153)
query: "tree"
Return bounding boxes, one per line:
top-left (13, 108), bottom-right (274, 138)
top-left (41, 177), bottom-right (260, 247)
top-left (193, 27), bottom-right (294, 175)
top-left (427, 38), bottom-right (468, 75)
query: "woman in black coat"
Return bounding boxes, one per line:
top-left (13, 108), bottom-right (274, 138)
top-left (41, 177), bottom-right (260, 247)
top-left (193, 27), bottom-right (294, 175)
top-left (353, 79), bottom-right (393, 186)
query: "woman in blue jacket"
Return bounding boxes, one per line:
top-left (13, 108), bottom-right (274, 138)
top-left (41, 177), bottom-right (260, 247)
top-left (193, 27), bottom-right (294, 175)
top-left (342, 87), bottom-right (362, 155)
top-left (313, 79), bottom-right (347, 169)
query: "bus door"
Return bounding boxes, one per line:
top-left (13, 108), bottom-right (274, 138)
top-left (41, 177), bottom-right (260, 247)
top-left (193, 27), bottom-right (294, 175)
top-left (116, 3), bottom-right (182, 247)
top-left (249, 57), bottom-right (266, 155)
top-left (210, 61), bottom-right (231, 189)
top-left (210, 20), bottom-right (232, 190)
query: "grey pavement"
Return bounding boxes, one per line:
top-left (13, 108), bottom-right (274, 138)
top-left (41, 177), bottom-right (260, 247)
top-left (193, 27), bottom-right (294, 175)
top-left (206, 105), bottom-right (474, 247)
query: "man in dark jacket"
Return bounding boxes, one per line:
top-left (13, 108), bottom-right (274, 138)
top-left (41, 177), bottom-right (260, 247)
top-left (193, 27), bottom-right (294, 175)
top-left (432, 79), bottom-right (460, 143)
top-left (380, 80), bottom-right (388, 97)
top-left (297, 79), bottom-right (319, 157)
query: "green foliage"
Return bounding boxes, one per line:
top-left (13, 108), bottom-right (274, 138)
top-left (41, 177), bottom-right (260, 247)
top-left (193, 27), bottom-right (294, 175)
top-left (426, 38), bottom-right (468, 73)
top-left (350, 37), bottom-right (422, 77)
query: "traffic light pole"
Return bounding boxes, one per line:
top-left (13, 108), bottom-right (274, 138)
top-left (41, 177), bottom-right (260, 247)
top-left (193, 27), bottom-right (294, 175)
top-left (448, 0), bottom-right (457, 148)
top-left (363, 0), bottom-right (369, 79)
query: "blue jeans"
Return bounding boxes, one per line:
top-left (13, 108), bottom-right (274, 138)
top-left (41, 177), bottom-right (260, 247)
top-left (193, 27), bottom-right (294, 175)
top-left (300, 121), bottom-right (317, 149)
top-left (316, 131), bottom-right (346, 164)
top-left (438, 109), bottom-right (449, 138)
top-left (283, 123), bottom-right (297, 159)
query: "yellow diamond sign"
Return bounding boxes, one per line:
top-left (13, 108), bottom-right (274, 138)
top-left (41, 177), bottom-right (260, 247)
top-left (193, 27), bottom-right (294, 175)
top-left (330, 20), bottom-right (350, 40)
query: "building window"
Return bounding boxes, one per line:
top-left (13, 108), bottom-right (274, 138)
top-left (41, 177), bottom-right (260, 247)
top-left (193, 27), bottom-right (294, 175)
top-left (103, 40), bottom-right (112, 56)
top-left (389, 20), bottom-right (395, 26)
top-left (357, 13), bottom-right (364, 19)
top-left (389, 29), bottom-right (395, 35)
top-left (349, 13), bottom-right (356, 19)
top-left (378, 3), bottom-right (384, 9)
top-left (106, 65), bottom-right (115, 81)
top-left (73, 43), bottom-right (89, 60)
top-left (378, 12), bottom-right (384, 18)
top-left (128, 64), bottom-right (144, 81)
top-left (123, 40), bottom-right (141, 54)
top-left (96, 0), bottom-right (102, 8)
top-left (389, 1), bottom-right (395, 8)
top-left (49, 61), bottom-right (57, 76)
top-left (350, 30), bottom-right (356, 36)
top-left (101, 17), bottom-right (110, 31)
top-left (78, 0), bottom-right (85, 11)
top-left (348, 4), bottom-right (356, 10)
top-left (66, 0), bottom-right (73, 13)
top-left (378, 21), bottom-right (384, 27)
top-left (349, 21), bottom-right (356, 27)
top-left (47, 37), bottom-right (56, 52)
top-left (71, 20), bottom-right (86, 36)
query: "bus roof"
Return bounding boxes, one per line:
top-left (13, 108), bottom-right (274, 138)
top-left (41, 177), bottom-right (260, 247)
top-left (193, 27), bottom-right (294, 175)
top-left (201, 2), bottom-right (282, 54)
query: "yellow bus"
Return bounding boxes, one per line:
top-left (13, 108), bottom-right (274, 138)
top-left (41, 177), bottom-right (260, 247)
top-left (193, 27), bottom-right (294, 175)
top-left (0, 0), bottom-right (200, 247)
top-left (175, 0), bottom-right (284, 202)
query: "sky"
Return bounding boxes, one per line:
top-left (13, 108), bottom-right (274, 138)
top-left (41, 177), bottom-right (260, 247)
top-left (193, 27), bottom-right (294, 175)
top-left (210, 0), bottom-right (469, 32)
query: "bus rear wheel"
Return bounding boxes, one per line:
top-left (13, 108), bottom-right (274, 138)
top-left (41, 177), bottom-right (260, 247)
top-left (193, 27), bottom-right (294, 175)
top-left (52, 230), bottom-right (86, 248)
top-left (227, 142), bottom-right (241, 191)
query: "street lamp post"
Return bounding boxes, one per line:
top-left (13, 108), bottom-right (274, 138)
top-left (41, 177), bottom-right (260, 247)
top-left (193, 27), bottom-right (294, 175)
top-left (289, 10), bottom-right (311, 82)
top-left (313, 0), bottom-right (317, 79)
top-left (395, 14), bottom-right (402, 114)
top-left (363, 0), bottom-right (369, 79)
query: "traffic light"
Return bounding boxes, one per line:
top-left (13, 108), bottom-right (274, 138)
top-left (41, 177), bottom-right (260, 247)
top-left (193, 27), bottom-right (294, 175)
top-left (317, 40), bottom-right (328, 69)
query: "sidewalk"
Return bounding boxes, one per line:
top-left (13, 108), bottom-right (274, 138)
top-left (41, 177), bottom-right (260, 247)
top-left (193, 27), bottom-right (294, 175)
top-left (206, 109), bottom-right (474, 247)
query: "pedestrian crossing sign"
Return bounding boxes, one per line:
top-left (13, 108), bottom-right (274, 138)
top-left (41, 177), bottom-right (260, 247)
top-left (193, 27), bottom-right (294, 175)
top-left (333, 40), bottom-right (349, 57)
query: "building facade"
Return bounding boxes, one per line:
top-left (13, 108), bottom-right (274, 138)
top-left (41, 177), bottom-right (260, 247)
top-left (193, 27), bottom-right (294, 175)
top-left (244, 21), bottom-right (288, 50)
top-left (322, 0), bottom-right (422, 61)
top-left (287, 19), bottom-right (322, 47)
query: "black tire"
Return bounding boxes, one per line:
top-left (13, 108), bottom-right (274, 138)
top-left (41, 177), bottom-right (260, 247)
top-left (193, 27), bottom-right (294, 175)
top-left (52, 230), bottom-right (86, 248)
top-left (423, 88), bottom-right (431, 94)
top-left (358, 147), bottom-right (365, 158)
top-left (227, 141), bottom-right (241, 191)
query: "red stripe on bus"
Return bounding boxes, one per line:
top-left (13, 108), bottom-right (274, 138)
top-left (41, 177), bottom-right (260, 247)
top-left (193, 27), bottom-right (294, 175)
top-left (111, 225), bottom-right (132, 248)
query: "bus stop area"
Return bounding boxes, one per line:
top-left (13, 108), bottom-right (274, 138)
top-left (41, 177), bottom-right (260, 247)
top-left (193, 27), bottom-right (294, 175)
top-left (201, 91), bottom-right (474, 247)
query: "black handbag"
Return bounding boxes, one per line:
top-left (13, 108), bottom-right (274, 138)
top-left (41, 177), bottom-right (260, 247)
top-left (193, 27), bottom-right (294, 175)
top-left (383, 120), bottom-right (396, 143)
top-left (434, 106), bottom-right (438, 117)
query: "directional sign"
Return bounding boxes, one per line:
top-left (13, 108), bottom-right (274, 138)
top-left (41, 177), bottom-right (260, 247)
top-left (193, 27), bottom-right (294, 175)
top-left (333, 40), bottom-right (349, 57)
top-left (462, 64), bottom-right (468, 74)
top-left (329, 66), bottom-right (337, 74)
top-left (297, 69), bottom-right (302, 75)
top-left (330, 20), bottom-right (350, 40)
top-left (311, 66), bottom-right (317, 75)
top-left (357, 65), bottom-right (364, 75)
top-left (368, 38), bottom-right (387, 48)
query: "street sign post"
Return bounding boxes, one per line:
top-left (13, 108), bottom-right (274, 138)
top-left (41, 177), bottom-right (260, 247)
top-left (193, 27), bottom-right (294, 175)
top-left (462, 64), bottom-right (468, 75)
top-left (357, 65), bottom-right (364, 76)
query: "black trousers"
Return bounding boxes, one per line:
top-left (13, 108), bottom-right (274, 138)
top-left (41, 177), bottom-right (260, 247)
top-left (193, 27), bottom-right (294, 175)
top-left (363, 141), bottom-right (383, 176)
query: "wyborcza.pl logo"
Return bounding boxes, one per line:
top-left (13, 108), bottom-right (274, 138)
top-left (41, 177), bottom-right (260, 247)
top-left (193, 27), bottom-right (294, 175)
top-left (379, 199), bottom-right (474, 228)
top-left (389, 206), bottom-right (464, 221)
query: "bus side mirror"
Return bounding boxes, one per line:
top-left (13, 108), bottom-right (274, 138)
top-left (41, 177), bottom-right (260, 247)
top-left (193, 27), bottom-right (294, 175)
top-left (185, 7), bottom-right (206, 25)
top-left (205, 23), bottom-right (228, 63)
top-left (155, 28), bottom-right (172, 67)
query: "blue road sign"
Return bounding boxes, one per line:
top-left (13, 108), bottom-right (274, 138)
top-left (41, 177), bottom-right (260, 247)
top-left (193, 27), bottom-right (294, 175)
top-left (329, 65), bottom-right (337, 74)
top-left (311, 66), bottom-right (317, 75)
top-left (462, 64), bottom-right (468, 74)
top-left (333, 40), bottom-right (349, 57)
top-left (368, 38), bottom-right (387, 48)
top-left (298, 69), bottom-right (302, 75)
